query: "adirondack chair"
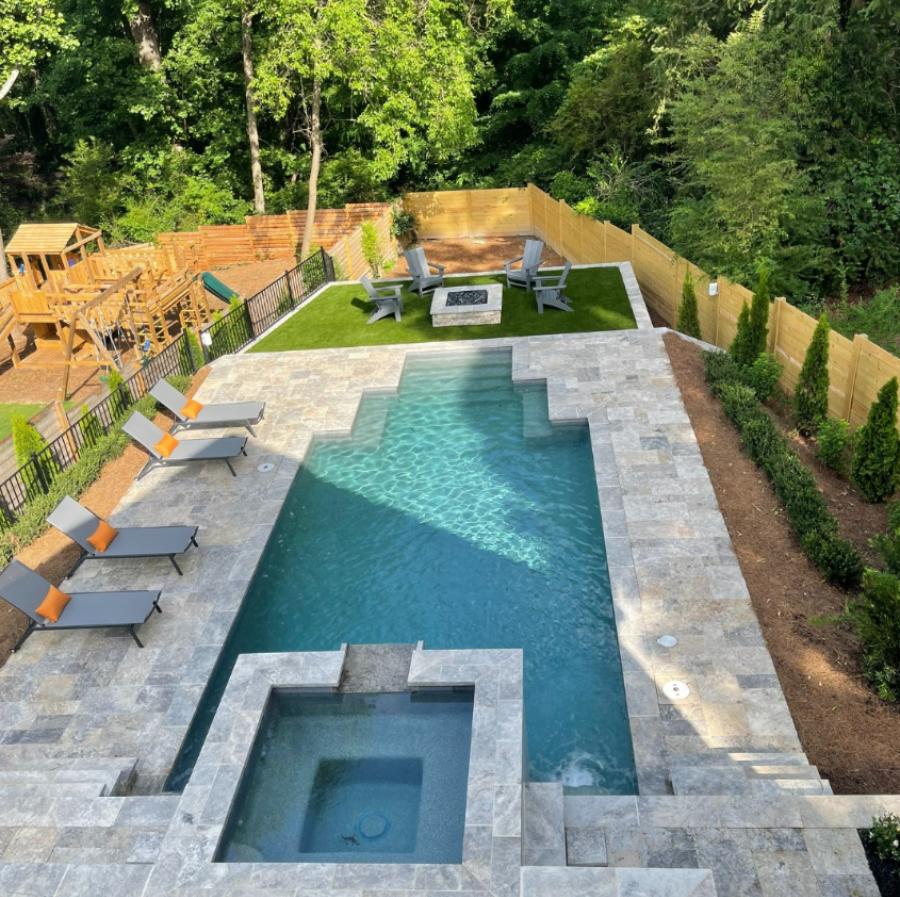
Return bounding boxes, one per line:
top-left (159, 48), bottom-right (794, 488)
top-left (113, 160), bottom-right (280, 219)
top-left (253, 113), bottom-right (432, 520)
top-left (534, 262), bottom-right (574, 313)
top-left (361, 276), bottom-right (403, 323)
top-left (404, 248), bottom-right (445, 295)
top-left (505, 239), bottom-right (545, 290)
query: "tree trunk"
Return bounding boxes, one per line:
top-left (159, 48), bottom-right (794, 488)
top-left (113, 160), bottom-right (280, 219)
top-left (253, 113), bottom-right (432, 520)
top-left (299, 78), bottom-right (322, 260)
top-left (128, 1), bottom-right (163, 70)
top-left (0, 228), bottom-right (8, 281)
top-left (241, 7), bottom-right (266, 214)
top-left (0, 67), bottom-right (19, 101)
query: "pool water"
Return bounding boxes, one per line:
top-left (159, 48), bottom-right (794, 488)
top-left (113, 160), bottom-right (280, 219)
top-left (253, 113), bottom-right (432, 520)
top-left (168, 349), bottom-right (636, 794)
top-left (217, 689), bottom-right (474, 864)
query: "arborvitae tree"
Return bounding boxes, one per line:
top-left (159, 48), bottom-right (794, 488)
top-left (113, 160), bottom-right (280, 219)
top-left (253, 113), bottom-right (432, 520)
top-left (676, 270), bottom-right (702, 339)
top-left (12, 416), bottom-right (53, 497)
top-left (106, 369), bottom-right (133, 419)
top-left (794, 313), bottom-right (830, 435)
top-left (747, 264), bottom-right (772, 360)
top-left (851, 377), bottom-right (900, 503)
top-left (729, 303), bottom-right (754, 365)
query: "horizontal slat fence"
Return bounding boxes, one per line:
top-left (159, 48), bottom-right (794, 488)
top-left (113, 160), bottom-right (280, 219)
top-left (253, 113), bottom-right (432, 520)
top-left (400, 184), bottom-right (900, 431)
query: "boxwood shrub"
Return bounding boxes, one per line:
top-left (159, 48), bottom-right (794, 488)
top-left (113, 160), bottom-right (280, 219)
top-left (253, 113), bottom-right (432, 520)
top-left (705, 352), bottom-right (863, 588)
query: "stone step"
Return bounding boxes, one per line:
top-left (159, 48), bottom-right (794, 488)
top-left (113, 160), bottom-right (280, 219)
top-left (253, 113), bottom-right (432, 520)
top-left (523, 783), bottom-right (566, 866)
top-left (522, 866), bottom-right (717, 897)
top-left (0, 781), bottom-right (109, 801)
top-left (744, 764), bottom-right (822, 779)
top-left (670, 767), bottom-right (831, 796)
top-left (0, 754), bottom-right (138, 795)
top-left (667, 751), bottom-right (810, 768)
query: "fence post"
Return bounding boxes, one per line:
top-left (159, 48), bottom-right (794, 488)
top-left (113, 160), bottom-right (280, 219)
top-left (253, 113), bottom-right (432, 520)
top-left (286, 269), bottom-right (296, 304)
top-left (843, 333), bottom-right (868, 422)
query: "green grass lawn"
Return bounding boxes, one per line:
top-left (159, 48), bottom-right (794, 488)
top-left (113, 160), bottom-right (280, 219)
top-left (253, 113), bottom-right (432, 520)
top-left (250, 267), bottom-right (635, 353)
top-left (0, 403), bottom-right (43, 441)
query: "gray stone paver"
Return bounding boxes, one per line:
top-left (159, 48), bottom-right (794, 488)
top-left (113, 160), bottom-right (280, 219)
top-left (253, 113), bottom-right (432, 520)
top-left (0, 267), bottom-right (891, 895)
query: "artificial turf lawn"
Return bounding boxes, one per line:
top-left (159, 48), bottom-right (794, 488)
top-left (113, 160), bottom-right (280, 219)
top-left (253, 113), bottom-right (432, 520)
top-left (0, 404), bottom-right (43, 441)
top-left (249, 267), bottom-right (636, 353)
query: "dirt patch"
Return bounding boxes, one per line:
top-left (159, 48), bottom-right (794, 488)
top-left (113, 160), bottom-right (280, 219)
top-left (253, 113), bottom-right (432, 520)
top-left (209, 257), bottom-right (296, 299)
top-left (0, 370), bottom-right (208, 665)
top-left (0, 347), bottom-right (105, 406)
top-left (663, 331), bottom-right (900, 794)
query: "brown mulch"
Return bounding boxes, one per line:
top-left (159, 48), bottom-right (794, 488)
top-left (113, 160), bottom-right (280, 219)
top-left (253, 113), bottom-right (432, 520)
top-left (393, 236), bottom-right (565, 276)
top-left (0, 347), bottom-right (105, 406)
top-left (663, 331), bottom-right (900, 794)
top-left (0, 370), bottom-right (208, 666)
top-left (209, 257), bottom-right (296, 299)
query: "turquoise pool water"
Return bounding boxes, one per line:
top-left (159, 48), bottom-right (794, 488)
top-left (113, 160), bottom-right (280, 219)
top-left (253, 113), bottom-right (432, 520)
top-left (217, 689), bottom-right (474, 863)
top-left (168, 349), bottom-right (636, 794)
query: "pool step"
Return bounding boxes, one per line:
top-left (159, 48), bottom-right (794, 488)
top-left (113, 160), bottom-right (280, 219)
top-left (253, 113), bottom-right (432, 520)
top-left (524, 783), bottom-right (566, 866)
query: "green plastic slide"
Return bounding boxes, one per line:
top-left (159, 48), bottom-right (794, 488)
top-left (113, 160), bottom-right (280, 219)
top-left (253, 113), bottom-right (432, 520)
top-left (201, 272), bottom-right (241, 302)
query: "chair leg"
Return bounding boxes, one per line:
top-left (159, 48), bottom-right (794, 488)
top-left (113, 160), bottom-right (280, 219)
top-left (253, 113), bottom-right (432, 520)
top-left (245, 423), bottom-right (257, 437)
top-left (225, 458), bottom-right (237, 477)
top-left (136, 459), bottom-right (156, 481)
top-left (169, 555), bottom-right (183, 576)
top-left (71, 551), bottom-right (88, 574)
top-left (12, 622), bottom-right (35, 653)
top-left (190, 535), bottom-right (199, 549)
top-left (240, 445), bottom-right (248, 457)
top-left (129, 625), bottom-right (144, 648)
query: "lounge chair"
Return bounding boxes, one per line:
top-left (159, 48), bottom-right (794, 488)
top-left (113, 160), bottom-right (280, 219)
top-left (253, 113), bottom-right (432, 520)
top-left (0, 559), bottom-right (162, 651)
top-left (123, 412), bottom-right (247, 479)
top-left (505, 239), bottom-right (545, 291)
top-left (361, 276), bottom-right (403, 324)
top-left (150, 379), bottom-right (264, 436)
top-left (534, 262), bottom-right (574, 314)
top-left (48, 496), bottom-right (199, 576)
top-left (403, 248), bottom-right (445, 295)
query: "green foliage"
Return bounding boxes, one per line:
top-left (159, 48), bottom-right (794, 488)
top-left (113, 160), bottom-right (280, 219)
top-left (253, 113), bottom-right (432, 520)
top-left (183, 329), bottom-right (205, 371)
top-left (361, 221), bottom-right (384, 276)
top-left (730, 304), bottom-right (754, 366)
top-left (849, 570), bottom-right (900, 702)
top-left (11, 415), bottom-right (54, 499)
top-left (817, 418), bottom-right (853, 475)
top-left (105, 369), bottom-right (133, 420)
top-left (390, 208), bottom-right (416, 241)
top-left (867, 815), bottom-right (900, 865)
top-left (851, 377), bottom-right (899, 503)
top-left (747, 266), bottom-right (772, 361)
top-left (872, 503), bottom-right (900, 576)
top-left (77, 404), bottom-right (103, 449)
top-left (794, 314), bottom-right (830, 435)
top-left (829, 286), bottom-right (900, 359)
top-left (706, 351), bottom-right (862, 587)
top-left (676, 270), bottom-right (702, 340)
top-left (744, 353), bottom-right (782, 403)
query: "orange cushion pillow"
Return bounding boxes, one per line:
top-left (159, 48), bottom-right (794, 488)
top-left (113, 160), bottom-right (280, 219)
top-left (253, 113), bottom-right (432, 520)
top-left (181, 399), bottom-right (204, 420)
top-left (155, 432), bottom-right (179, 458)
top-left (86, 519), bottom-right (118, 553)
top-left (35, 585), bottom-right (70, 624)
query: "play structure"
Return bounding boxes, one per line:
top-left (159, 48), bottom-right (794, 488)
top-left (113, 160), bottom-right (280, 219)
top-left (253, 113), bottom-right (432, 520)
top-left (0, 222), bottom-right (213, 398)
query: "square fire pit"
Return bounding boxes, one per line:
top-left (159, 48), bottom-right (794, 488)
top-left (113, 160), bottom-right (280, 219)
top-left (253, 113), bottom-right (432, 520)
top-left (430, 283), bottom-right (503, 326)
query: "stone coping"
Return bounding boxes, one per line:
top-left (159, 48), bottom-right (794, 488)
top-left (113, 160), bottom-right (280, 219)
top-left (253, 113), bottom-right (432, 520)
top-left (147, 645), bottom-right (523, 896)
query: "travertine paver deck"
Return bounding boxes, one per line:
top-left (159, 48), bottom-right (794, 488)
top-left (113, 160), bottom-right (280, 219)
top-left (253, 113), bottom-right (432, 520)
top-left (0, 265), bottom-right (892, 896)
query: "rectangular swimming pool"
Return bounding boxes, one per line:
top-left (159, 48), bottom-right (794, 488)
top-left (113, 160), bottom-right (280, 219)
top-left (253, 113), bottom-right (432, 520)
top-left (168, 349), bottom-right (636, 794)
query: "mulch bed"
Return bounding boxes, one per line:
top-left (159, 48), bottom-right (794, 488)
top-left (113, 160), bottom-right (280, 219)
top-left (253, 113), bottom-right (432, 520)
top-left (0, 371), bottom-right (208, 665)
top-left (663, 331), bottom-right (900, 794)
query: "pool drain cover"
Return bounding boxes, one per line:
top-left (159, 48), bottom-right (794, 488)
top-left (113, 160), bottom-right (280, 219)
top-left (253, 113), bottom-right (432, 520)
top-left (256, 462), bottom-right (275, 473)
top-left (657, 635), bottom-right (678, 648)
top-left (356, 812), bottom-right (390, 840)
top-left (662, 680), bottom-right (690, 701)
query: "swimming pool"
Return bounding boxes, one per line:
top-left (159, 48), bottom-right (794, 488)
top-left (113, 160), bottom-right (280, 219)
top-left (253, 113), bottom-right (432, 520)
top-left (168, 349), bottom-right (636, 794)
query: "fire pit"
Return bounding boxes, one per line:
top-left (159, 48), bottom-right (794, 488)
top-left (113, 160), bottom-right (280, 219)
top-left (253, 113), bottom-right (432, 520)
top-left (430, 283), bottom-right (503, 326)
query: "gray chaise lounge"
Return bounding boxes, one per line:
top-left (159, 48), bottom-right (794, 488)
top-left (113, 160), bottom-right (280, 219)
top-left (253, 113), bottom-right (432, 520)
top-left (48, 496), bottom-right (199, 575)
top-left (150, 379), bottom-right (264, 436)
top-left (361, 276), bottom-right (403, 323)
top-left (504, 239), bottom-right (545, 291)
top-left (0, 560), bottom-right (162, 651)
top-left (123, 412), bottom-right (247, 479)
top-left (403, 247), bottom-right (445, 295)
top-left (534, 261), bottom-right (574, 313)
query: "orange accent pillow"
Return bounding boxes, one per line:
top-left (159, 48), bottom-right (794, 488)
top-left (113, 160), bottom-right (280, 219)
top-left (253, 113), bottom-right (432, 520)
top-left (181, 399), bottom-right (204, 420)
top-left (155, 432), bottom-right (179, 458)
top-left (35, 585), bottom-right (70, 624)
top-left (86, 519), bottom-right (118, 553)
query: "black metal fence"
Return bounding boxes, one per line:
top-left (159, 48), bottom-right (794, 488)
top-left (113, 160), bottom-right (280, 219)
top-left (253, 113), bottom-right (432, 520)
top-left (0, 330), bottom-right (198, 527)
top-left (202, 247), bottom-right (334, 361)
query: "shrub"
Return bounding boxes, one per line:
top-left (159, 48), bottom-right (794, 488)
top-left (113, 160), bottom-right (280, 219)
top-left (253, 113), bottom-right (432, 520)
top-left (872, 502), bottom-right (900, 575)
top-left (817, 418), bottom-right (854, 475)
top-left (676, 270), bottom-right (702, 340)
top-left (390, 208), bottom-right (416, 241)
top-left (704, 349), bottom-right (742, 388)
top-left (361, 221), bottom-right (384, 276)
top-left (747, 264), bottom-right (772, 361)
top-left (77, 404), bottom-right (103, 448)
top-left (744, 353), bottom-right (782, 402)
top-left (183, 329), bottom-right (205, 370)
top-left (849, 569), bottom-right (900, 701)
top-left (106, 369), bottom-right (133, 420)
top-left (794, 314), bottom-right (830, 435)
top-left (12, 416), bottom-right (55, 498)
top-left (851, 377), bottom-right (899, 502)
top-left (801, 529), bottom-right (864, 588)
top-left (730, 303), bottom-right (754, 366)
top-left (868, 814), bottom-right (900, 866)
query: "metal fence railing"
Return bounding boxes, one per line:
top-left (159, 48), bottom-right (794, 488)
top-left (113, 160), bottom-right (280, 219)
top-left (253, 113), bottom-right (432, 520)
top-left (201, 247), bottom-right (334, 362)
top-left (0, 330), bottom-right (198, 528)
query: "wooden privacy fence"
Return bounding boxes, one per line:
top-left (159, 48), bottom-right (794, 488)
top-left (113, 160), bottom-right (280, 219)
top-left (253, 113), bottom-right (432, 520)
top-left (403, 185), bottom-right (900, 430)
top-left (156, 202), bottom-right (392, 271)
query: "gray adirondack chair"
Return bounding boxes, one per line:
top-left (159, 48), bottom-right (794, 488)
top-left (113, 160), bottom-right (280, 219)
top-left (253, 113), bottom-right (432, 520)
top-left (534, 262), bottom-right (574, 313)
top-left (122, 412), bottom-right (247, 479)
top-left (403, 248), bottom-right (445, 295)
top-left (48, 496), bottom-right (199, 575)
top-left (361, 276), bottom-right (403, 323)
top-left (150, 379), bottom-right (264, 436)
top-left (505, 239), bottom-right (545, 291)
top-left (0, 559), bottom-right (163, 652)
